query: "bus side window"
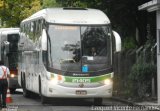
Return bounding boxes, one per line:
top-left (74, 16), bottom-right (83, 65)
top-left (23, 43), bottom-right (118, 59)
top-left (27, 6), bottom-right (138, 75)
top-left (26, 23), bottom-right (30, 38)
top-left (37, 19), bottom-right (42, 39)
top-left (35, 20), bottom-right (38, 41)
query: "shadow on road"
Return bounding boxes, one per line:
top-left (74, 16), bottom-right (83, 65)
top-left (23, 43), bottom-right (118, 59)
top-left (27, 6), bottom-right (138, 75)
top-left (12, 91), bottom-right (23, 95)
top-left (45, 98), bottom-right (94, 106)
top-left (12, 90), bottom-right (103, 106)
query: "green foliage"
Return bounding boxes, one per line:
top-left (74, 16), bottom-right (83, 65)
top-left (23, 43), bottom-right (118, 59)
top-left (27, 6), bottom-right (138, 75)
top-left (114, 37), bottom-right (157, 100)
top-left (123, 37), bottom-right (136, 50)
top-left (125, 38), bottom-right (156, 99)
top-left (127, 62), bottom-right (156, 98)
top-left (56, 0), bottom-right (87, 8)
top-left (129, 63), bottom-right (156, 81)
top-left (42, 0), bottom-right (60, 8)
top-left (55, 0), bottom-right (107, 8)
top-left (0, 0), bottom-right (41, 27)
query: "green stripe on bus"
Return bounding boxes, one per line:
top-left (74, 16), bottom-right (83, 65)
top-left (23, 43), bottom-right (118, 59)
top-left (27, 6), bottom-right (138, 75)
top-left (64, 73), bottom-right (112, 83)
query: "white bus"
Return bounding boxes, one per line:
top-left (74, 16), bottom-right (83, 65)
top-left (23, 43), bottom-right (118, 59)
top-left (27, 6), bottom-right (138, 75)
top-left (18, 8), bottom-right (121, 105)
top-left (0, 28), bottom-right (20, 92)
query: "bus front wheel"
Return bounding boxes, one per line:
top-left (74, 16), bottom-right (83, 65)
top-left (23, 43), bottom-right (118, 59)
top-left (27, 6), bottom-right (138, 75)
top-left (39, 78), bottom-right (48, 104)
top-left (41, 95), bottom-right (48, 104)
top-left (22, 75), bottom-right (30, 97)
top-left (10, 88), bottom-right (16, 94)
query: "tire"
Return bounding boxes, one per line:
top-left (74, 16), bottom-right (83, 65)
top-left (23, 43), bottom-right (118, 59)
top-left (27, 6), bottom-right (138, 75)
top-left (23, 87), bottom-right (30, 97)
top-left (21, 73), bottom-right (23, 87)
top-left (22, 75), bottom-right (30, 98)
top-left (93, 98), bottom-right (103, 106)
top-left (10, 88), bottom-right (16, 94)
top-left (41, 95), bottom-right (48, 104)
top-left (39, 77), bottom-right (48, 104)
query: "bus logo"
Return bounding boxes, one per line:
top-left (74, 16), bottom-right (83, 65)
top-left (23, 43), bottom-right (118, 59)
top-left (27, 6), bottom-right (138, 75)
top-left (72, 78), bottom-right (91, 83)
top-left (79, 83), bottom-right (84, 88)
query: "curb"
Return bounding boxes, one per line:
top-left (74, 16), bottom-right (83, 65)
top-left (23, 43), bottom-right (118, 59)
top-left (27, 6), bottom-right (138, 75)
top-left (111, 97), bottom-right (135, 106)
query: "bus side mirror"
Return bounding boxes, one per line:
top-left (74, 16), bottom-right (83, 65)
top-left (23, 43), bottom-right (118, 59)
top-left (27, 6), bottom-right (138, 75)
top-left (112, 31), bottom-right (121, 52)
top-left (41, 29), bottom-right (47, 51)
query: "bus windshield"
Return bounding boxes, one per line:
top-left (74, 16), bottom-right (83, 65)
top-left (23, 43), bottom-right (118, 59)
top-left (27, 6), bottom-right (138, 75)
top-left (47, 25), bottom-right (112, 75)
top-left (7, 34), bottom-right (19, 69)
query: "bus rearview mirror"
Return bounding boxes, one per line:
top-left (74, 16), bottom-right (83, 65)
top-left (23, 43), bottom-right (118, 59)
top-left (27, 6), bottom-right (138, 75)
top-left (41, 29), bottom-right (47, 51)
top-left (112, 31), bottom-right (121, 52)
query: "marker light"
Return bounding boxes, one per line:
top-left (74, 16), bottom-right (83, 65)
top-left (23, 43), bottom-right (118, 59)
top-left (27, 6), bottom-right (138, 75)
top-left (58, 75), bottom-right (62, 81)
top-left (104, 79), bottom-right (112, 85)
top-left (46, 73), bottom-right (54, 80)
top-left (10, 74), bottom-right (15, 78)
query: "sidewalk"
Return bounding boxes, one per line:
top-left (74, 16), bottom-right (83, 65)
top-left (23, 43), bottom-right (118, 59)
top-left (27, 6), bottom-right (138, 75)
top-left (111, 97), bottom-right (160, 110)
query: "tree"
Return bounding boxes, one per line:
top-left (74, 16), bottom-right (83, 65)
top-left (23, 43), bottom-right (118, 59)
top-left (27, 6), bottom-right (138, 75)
top-left (42, 0), bottom-right (60, 8)
top-left (106, 0), bottom-right (156, 46)
top-left (19, 0), bottom-right (41, 22)
top-left (0, 0), bottom-right (41, 27)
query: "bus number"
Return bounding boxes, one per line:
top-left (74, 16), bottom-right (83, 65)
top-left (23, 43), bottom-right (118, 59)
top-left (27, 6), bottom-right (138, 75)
top-left (72, 78), bottom-right (91, 83)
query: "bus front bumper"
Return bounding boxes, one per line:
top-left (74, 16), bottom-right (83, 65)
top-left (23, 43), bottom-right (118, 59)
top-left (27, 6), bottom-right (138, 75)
top-left (8, 77), bottom-right (21, 89)
top-left (43, 82), bottom-right (112, 98)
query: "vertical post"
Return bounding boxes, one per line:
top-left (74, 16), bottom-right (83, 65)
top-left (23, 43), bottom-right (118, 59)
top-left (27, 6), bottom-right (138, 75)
top-left (157, 10), bottom-right (160, 105)
top-left (151, 45), bottom-right (156, 98)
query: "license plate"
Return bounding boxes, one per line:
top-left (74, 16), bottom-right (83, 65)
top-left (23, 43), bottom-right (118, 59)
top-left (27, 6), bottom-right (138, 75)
top-left (76, 90), bottom-right (87, 95)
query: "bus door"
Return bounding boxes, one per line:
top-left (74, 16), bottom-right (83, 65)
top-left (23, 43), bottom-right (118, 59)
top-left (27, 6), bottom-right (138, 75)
top-left (32, 51), bottom-right (39, 92)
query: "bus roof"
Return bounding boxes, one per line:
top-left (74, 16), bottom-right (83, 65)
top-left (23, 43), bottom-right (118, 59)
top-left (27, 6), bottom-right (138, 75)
top-left (0, 28), bottom-right (19, 31)
top-left (22, 8), bottom-right (110, 25)
top-left (0, 28), bottom-right (19, 35)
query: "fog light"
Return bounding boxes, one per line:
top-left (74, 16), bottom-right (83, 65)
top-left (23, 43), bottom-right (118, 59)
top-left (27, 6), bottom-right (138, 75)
top-left (104, 79), bottom-right (112, 85)
top-left (49, 88), bottom-right (53, 92)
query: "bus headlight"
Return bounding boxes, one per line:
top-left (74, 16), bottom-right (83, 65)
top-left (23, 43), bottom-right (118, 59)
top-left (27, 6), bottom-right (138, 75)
top-left (50, 78), bottom-right (58, 85)
top-left (10, 74), bottom-right (15, 78)
top-left (104, 79), bottom-right (112, 85)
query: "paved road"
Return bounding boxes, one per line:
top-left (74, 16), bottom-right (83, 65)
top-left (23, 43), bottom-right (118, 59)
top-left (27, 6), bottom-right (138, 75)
top-left (5, 89), bottom-right (150, 111)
